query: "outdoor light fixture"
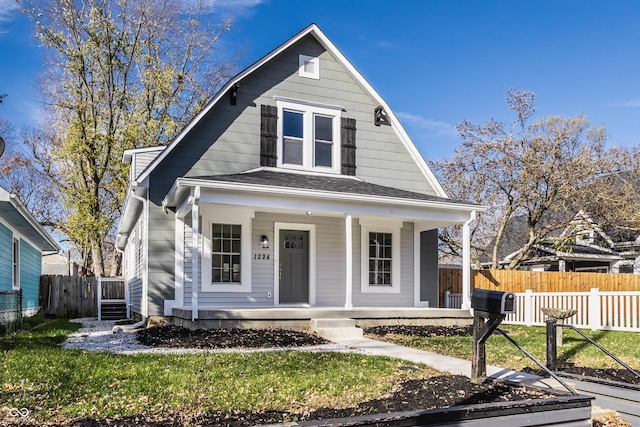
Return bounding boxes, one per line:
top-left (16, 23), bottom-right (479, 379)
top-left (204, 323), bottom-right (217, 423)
top-left (230, 84), bottom-right (239, 105)
top-left (261, 235), bottom-right (269, 249)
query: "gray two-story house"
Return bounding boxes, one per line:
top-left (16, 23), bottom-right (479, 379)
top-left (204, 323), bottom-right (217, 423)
top-left (116, 24), bottom-right (482, 329)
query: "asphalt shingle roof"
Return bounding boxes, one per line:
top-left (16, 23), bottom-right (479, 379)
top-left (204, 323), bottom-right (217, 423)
top-left (190, 170), bottom-right (478, 206)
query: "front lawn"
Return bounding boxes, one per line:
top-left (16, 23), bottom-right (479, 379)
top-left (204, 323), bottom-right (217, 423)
top-left (0, 319), bottom-right (437, 424)
top-left (367, 324), bottom-right (640, 372)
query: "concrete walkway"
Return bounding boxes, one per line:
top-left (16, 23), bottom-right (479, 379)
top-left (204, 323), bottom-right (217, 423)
top-left (331, 336), bottom-right (569, 391)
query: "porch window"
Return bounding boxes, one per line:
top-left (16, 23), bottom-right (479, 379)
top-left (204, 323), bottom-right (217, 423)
top-left (360, 220), bottom-right (401, 294)
top-left (369, 232), bottom-right (392, 286)
top-left (211, 224), bottom-right (241, 283)
top-left (276, 98), bottom-right (341, 173)
top-left (201, 206), bottom-right (253, 293)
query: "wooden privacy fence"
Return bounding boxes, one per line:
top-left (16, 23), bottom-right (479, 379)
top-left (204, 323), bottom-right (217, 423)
top-left (438, 268), bottom-right (640, 304)
top-left (40, 275), bottom-right (98, 318)
top-left (473, 269), bottom-right (640, 292)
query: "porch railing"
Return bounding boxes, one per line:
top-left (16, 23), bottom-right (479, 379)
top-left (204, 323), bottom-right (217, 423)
top-left (445, 288), bottom-right (640, 332)
top-left (97, 277), bottom-right (129, 321)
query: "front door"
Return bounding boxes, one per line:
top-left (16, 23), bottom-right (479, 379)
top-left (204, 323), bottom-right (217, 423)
top-left (279, 230), bottom-right (309, 304)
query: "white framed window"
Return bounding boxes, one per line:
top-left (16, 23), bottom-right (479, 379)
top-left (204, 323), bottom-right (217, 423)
top-left (201, 207), bottom-right (253, 293)
top-left (360, 219), bottom-right (401, 294)
top-left (276, 98), bottom-right (342, 173)
top-left (12, 238), bottom-right (19, 289)
top-left (299, 54), bottom-right (319, 79)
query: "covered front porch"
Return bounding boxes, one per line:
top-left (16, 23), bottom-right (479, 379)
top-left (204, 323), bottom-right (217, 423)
top-left (171, 306), bottom-right (472, 330)
top-left (161, 170), bottom-right (484, 323)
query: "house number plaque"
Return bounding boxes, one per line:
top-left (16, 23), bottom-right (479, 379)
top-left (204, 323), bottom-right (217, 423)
top-left (254, 253), bottom-right (271, 260)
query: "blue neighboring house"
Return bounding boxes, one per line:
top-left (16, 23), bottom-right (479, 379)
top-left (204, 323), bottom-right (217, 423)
top-left (0, 186), bottom-right (59, 315)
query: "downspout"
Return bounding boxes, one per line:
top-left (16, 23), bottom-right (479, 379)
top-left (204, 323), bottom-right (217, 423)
top-left (131, 188), bottom-right (149, 321)
top-left (462, 211), bottom-right (477, 311)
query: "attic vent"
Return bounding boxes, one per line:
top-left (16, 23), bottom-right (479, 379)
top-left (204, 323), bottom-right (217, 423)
top-left (299, 54), bottom-right (319, 80)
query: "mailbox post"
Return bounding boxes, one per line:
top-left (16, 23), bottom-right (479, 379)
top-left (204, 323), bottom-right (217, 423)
top-left (470, 289), bottom-right (516, 383)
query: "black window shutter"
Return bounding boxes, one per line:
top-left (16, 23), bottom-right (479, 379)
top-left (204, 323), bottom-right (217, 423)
top-left (260, 105), bottom-right (278, 167)
top-left (341, 117), bottom-right (357, 175)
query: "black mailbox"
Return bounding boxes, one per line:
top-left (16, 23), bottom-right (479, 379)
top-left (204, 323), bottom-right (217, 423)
top-left (471, 289), bottom-right (516, 315)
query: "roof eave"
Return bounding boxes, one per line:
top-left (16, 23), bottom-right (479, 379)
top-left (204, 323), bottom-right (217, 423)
top-left (164, 177), bottom-right (484, 213)
top-left (0, 188), bottom-right (59, 252)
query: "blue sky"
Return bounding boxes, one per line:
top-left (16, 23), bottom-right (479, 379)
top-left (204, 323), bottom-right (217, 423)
top-left (1, 0), bottom-right (640, 161)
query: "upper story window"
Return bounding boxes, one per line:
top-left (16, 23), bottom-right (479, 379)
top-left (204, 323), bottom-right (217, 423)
top-left (277, 98), bottom-right (342, 173)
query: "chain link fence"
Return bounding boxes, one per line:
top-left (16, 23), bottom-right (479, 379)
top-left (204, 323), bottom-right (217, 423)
top-left (0, 290), bottom-right (23, 335)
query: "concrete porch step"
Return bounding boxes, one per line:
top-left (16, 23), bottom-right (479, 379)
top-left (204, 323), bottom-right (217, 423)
top-left (310, 318), bottom-right (364, 339)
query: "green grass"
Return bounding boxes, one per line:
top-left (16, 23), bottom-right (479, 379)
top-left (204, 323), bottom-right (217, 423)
top-left (0, 320), bottom-right (438, 424)
top-left (372, 324), bottom-right (640, 372)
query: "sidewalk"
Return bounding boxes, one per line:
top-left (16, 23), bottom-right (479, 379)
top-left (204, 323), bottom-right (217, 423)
top-left (331, 336), bottom-right (569, 391)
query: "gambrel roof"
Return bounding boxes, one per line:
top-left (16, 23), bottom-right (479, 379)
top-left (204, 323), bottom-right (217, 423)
top-left (134, 23), bottom-right (447, 198)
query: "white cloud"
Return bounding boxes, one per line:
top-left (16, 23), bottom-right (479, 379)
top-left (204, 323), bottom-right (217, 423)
top-left (0, 0), bottom-right (20, 34)
top-left (0, 0), bottom-right (19, 20)
top-left (203, 0), bottom-right (267, 16)
top-left (613, 99), bottom-right (640, 108)
top-left (396, 111), bottom-right (457, 137)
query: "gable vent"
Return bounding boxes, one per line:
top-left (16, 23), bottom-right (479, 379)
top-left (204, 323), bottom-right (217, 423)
top-left (304, 59), bottom-right (315, 74)
top-left (299, 54), bottom-right (319, 79)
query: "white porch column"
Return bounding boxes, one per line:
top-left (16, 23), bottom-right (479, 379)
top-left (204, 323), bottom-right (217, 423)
top-left (345, 213), bottom-right (353, 309)
top-left (462, 211), bottom-right (476, 310)
top-left (191, 186), bottom-right (201, 321)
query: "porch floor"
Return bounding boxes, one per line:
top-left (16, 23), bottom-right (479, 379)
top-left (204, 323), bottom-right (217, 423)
top-left (171, 306), bottom-right (472, 330)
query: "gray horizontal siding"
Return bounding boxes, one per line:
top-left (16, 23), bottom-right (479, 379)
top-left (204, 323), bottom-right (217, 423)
top-left (145, 32), bottom-right (444, 313)
top-left (352, 221), bottom-right (415, 307)
top-left (180, 209), bottom-right (417, 309)
top-left (148, 34), bottom-right (440, 204)
top-left (147, 202), bottom-right (176, 316)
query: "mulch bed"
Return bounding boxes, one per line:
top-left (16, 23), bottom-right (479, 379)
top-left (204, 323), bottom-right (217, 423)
top-left (135, 324), bottom-right (329, 349)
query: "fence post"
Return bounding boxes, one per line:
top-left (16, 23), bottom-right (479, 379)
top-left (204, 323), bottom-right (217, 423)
top-left (444, 291), bottom-right (451, 308)
top-left (97, 277), bottom-right (102, 321)
top-left (589, 288), bottom-right (601, 331)
top-left (524, 289), bottom-right (533, 326)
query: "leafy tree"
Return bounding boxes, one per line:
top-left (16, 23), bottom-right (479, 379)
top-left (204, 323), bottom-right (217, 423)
top-left (431, 89), bottom-right (637, 269)
top-left (12, 0), bottom-right (238, 275)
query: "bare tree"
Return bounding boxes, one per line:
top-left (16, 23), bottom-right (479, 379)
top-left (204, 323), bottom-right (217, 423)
top-left (430, 89), bottom-right (631, 269)
top-left (14, 0), bottom-right (239, 275)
